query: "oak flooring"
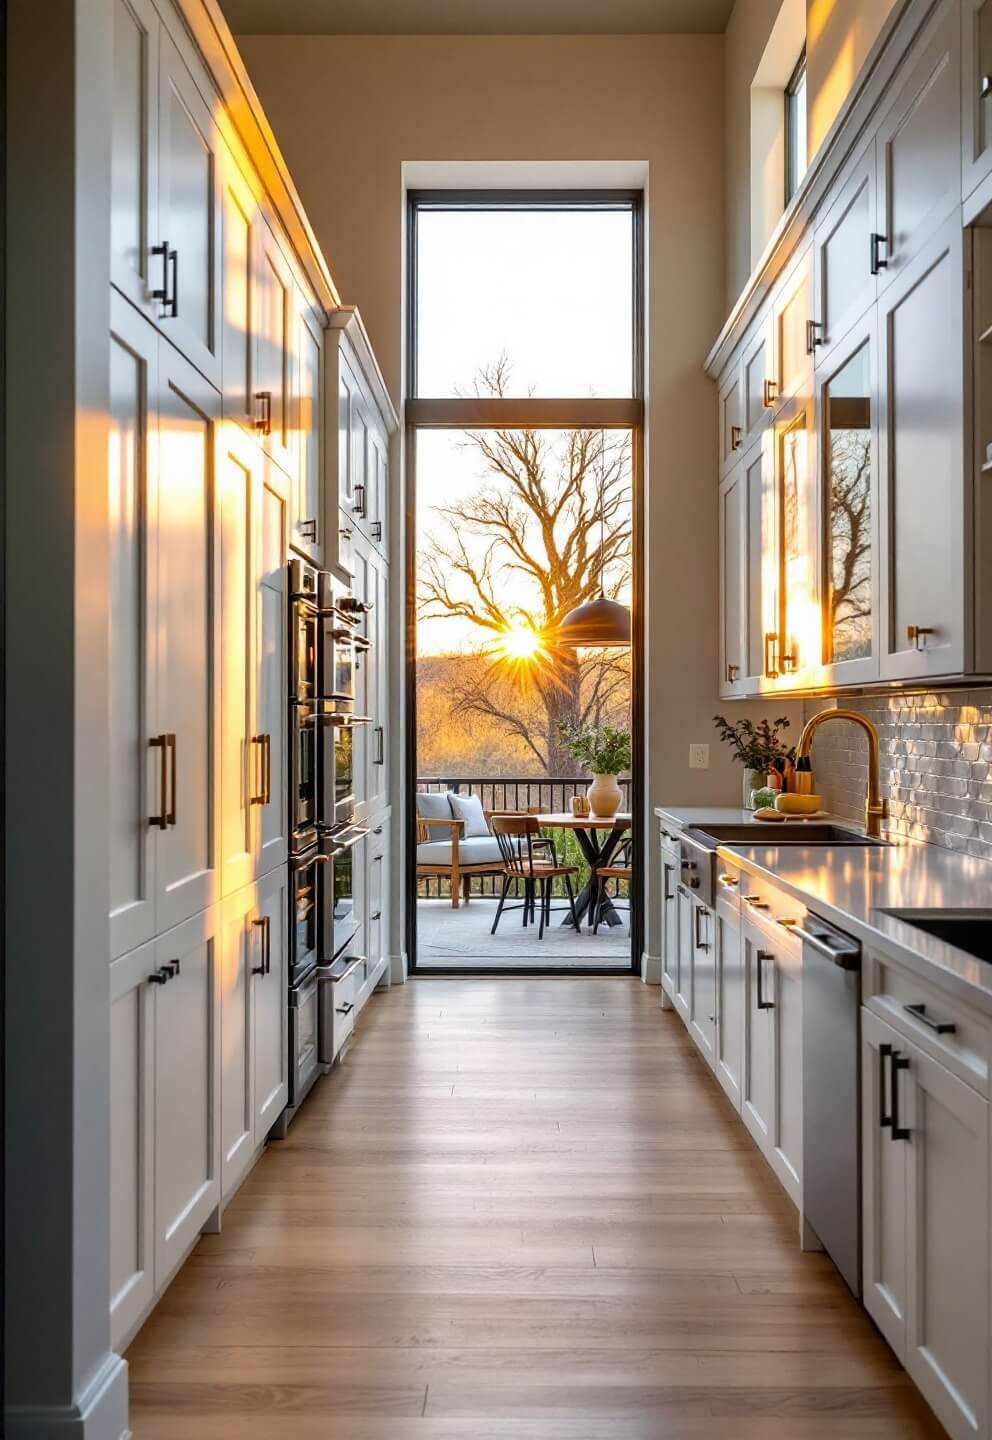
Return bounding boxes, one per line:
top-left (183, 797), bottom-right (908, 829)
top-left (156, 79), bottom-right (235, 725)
top-left (126, 978), bottom-right (946, 1439)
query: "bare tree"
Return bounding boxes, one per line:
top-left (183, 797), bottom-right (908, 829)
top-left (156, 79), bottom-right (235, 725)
top-left (417, 359), bottom-right (632, 774)
top-left (827, 430), bottom-right (872, 660)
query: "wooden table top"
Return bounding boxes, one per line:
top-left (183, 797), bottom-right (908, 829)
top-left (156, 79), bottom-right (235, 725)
top-left (535, 812), bottom-right (631, 829)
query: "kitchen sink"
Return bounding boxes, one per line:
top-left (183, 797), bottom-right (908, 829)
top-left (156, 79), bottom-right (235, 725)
top-left (689, 823), bottom-right (887, 847)
top-left (885, 910), bottom-right (992, 965)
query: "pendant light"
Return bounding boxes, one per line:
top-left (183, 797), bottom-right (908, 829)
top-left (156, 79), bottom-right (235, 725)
top-left (558, 431), bottom-right (631, 649)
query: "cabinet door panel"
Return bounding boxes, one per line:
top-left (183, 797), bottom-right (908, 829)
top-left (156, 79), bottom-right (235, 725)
top-left (254, 868), bottom-right (288, 1142)
top-left (719, 466), bottom-right (745, 696)
top-left (742, 437), bottom-right (776, 688)
top-left (111, 0), bottom-right (159, 318)
top-left (675, 888), bottom-right (693, 1024)
top-left (743, 320), bottom-right (773, 441)
top-left (719, 365), bottom-right (743, 475)
top-left (369, 553), bottom-right (389, 814)
top-left (155, 349), bottom-right (220, 931)
top-left (218, 432), bottom-right (255, 898)
top-left (772, 951), bottom-right (802, 1205)
top-left (906, 1047), bottom-right (989, 1440)
top-left (878, 218), bottom-right (966, 679)
top-left (962, 0), bottom-right (992, 199)
top-left (773, 396), bottom-right (816, 690)
top-left (256, 466), bottom-right (290, 875)
top-left (158, 32), bottom-right (221, 385)
top-left (220, 145), bottom-right (259, 433)
top-left (660, 851), bottom-right (679, 999)
top-left (109, 299), bottom-right (159, 959)
top-left (219, 886), bottom-right (254, 1198)
top-left (774, 247), bottom-right (813, 403)
top-left (862, 1008), bottom-right (910, 1358)
top-left (368, 421), bottom-right (389, 550)
top-left (109, 943), bottom-right (156, 1349)
top-left (256, 220), bottom-right (295, 476)
top-left (742, 927), bottom-right (774, 1152)
top-left (876, 4), bottom-right (961, 289)
top-left (294, 294), bottom-right (323, 560)
top-left (153, 909), bottom-right (219, 1285)
top-left (715, 910), bottom-right (744, 1110)
top-left (813, 152), bottom-right (877, 360)
top-left (689, 900), bottom-right (716, 1067)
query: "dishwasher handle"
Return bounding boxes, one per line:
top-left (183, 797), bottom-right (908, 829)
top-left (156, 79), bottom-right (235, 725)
top-left (792, 922), bottom-right (860, 970)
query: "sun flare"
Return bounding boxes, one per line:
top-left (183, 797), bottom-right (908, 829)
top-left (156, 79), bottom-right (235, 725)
top-left (496, 623), bottom-right (545, 663)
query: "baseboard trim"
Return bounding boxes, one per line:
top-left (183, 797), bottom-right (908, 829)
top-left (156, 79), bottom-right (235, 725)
top-left (5, 1352), bottom-right (129, 1440)
top-left (640, 951), bottom-right (662, 985)
top-left (390, 949), bottom-right (408, 983)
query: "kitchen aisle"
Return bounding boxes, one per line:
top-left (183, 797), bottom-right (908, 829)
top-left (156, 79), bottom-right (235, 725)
top-left (126, 979), bottom-right (942, 1438)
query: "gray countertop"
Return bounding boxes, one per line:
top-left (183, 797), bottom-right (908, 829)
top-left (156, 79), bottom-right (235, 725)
top-left (655, 803), bottom-right (992, 1017)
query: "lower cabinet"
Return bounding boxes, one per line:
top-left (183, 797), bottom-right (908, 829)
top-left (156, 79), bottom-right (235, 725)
top-left (110, 904), bottom-right (222, 1349)
top-left (674, 887), bottom-right (694, 1023)
top-left (659, 835), bottom-right (680, 1001)
top-left (687, 896), bottom-right (716, 1065)
top-left (862, 1007), bottom-right (990, 1440)
top-left (361, 814), bottom-right (391, 1008)
top-left (714, 888), bottom-right (744, 1109)
top-left (741, 917), bottom-right (803, 1207)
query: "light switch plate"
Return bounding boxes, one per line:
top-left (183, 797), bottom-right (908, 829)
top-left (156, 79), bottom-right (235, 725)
top-left (689, 744), bottom-right (710, 770)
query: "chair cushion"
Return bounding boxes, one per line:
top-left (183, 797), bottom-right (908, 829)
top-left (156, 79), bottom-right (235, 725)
top-left (416, 790), bottom-right (454, 822)
top-left (449, 792), bottom-right (490, 838)
top-left (416, 837), bottom-right (504, 866)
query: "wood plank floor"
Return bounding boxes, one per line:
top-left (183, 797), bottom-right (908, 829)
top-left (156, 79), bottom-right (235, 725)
top-left (126, 978), bottom-right (946, 1439)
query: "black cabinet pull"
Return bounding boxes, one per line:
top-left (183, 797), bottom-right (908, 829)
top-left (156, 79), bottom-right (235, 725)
top-left (879, 1042), bottom-right (894, 1129)
top-left (756, 950), bottom-right (775, 1009)
top-left (336, 1001), bottom-right (354, 1015)
top-left (300, 518), bottom-right (318, 542)
top-left (730, 424), bottom-right (742, 451)
top-left (166, 733), bottom-right (177, 827)
top-left (152, 241), bottom-right (170, 313)
top-left (168, 247), bottom-right (178, 317)
top-left (373, 725), bottom-right (384, 766)
top-left (251, 915), bottom-right (271, 975)
top-left (806, 319), bottom-right (823, 353)
top-left (354, 483), bottom-right (366, 517)
top-left (148, 967), bottom-right (170, 985)
top-left (254, 391), bottom-right (272, 437)
top-left (890, 1050), bottom-right (910, 1141)
top-left (903, 1001), bottom-right (956, 1035)
top-left (371, 520), bottom-right (383, 542)
top-left (148, 734), bottom-right (168, 829)
top-left (870, 232), bottom-right (888, 275)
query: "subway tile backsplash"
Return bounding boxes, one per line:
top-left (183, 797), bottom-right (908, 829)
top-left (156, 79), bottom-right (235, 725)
top-left (806, 690), bottom-right (992, 860)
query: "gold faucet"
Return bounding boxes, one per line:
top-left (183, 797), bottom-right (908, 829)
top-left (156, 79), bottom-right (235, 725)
top-left (796, 710), bottom-right (888, 839)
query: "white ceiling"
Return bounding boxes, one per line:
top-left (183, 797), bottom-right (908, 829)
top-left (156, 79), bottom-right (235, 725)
top-left (220, 0), bottom-right (735, 35)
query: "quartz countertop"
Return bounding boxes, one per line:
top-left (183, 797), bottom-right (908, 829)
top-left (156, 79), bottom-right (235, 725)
top-left (655, 802), bottom-right (992, 1016)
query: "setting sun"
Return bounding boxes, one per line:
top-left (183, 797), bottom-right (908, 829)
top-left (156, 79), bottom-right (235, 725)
top-left (496, 622), bottom-right (545, 663)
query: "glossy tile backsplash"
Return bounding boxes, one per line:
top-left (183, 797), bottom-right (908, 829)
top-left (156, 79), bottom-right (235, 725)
top-left (806, 690), bottom-right (992, 859)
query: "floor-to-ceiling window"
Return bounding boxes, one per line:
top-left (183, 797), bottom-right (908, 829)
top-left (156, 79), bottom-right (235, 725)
top-left (406, 192), bottom-right (643, 973)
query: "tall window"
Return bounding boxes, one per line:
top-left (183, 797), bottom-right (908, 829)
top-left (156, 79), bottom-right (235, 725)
top-left (785, 46), bottom-right (808, 204)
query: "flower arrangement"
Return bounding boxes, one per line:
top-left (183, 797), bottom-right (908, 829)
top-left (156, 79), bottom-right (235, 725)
top-left (711, 715), bottom-right (794, 772)
top-left (559, 722), bottom-right (632, 776)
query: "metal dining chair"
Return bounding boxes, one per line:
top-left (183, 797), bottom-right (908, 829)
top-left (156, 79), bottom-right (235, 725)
top-left (490, 815), bottom-right (579, 939)
top-left (592, 836), bottom-right (633, 935)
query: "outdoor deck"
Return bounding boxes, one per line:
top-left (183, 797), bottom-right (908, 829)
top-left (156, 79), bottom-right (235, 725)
top-left (416, 897), bottom-right (631, 970)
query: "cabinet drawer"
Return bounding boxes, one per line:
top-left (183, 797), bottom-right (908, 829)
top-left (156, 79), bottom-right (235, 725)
top-left (864, 951), bottom-right (990, 1094)
top-left (317, 958), bottom-right (359, 1063)
top-left (738, 873), bottom-right (806, 935)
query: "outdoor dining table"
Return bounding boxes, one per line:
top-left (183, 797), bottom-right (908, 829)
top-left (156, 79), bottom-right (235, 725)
top-left (534, 813), bottom-right (632, 929)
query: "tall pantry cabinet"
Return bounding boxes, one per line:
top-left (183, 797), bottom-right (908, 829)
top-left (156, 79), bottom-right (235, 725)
top-left (106, 0), bottom-right (352, 1351)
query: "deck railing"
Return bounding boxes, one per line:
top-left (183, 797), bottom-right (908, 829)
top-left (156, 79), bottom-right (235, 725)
top-left (415, 775), bottom-right (632, 899)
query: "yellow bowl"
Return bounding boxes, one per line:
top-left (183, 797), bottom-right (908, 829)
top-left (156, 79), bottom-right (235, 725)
top-left (775, 793), bottom-right (824, 815)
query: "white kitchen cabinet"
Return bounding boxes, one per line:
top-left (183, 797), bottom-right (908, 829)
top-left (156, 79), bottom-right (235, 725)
top-left (718, 462), bottom-right (746, 697)
top-left (659, 831), bottom-right (680, 1001)
top-left (812, 143), bottom-right (878, 365)
top-left (254, 459), bottom-right (290, 876)
top-left (674, 887), bottom-right (694, 1025)
top-left (963, 0), bottom-right (992, 201)
top-left (368, 550), bottom-right (390, 815)
top-left (718, 363), bottom-right (744, 477)
top-left (254, 216), bottom-right (296, 479)
top-left (742, 435), bottom-right (776, 691)
top-left (741, 314), bottom-right (775, 447)
top-left (111, 0), bottom-right (160, 319)
top-left (109, 295), bottom-right (221, 956)
top-left (874, 1), bottom-right (961, 295)
top-left (772, 243), bottom-right (814, 405)
top-left (360, 817), bottom-right (391, 1010)
top-left (878, 214), bottom-right (967, 680)
top-left (219, 882), bottom-right (254, 1197)
top-left (814, 310), bottom-right (880, 687)
top-left (688, 897), bottom-right (716, 1067)
top-left (109, 939), bottom-right (156, 1349)
top-left (152, 905), bottom-right (220, 1288)
top-left (293, 285), bottom-right (324, 561)
top-left (155, 339), bottom-right (222, 932)
top-left (366, 409), bottom-right (389, 549)
top-left (862, 1006), bottom-right (990, 1440)
top-left (253, 867), bottom-right (289, 1143)
top-left (220, 140), bottom-right (262, 435)
top-left (158, 27), bottom-right (223, 388)
top-left (769, 393), bottom-right (816, 689)
top-left (714, 876), bottom-right (744, 1110)
top-left (741, 914), bottom-right (802, 1207)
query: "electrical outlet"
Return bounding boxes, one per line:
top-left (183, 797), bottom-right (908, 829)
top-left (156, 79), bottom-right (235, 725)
top-left (689, 743), bottom-right (710, 770)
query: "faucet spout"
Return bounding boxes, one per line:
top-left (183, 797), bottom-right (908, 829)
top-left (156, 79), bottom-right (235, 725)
top-left (796, 710), bottom-right (888, 839)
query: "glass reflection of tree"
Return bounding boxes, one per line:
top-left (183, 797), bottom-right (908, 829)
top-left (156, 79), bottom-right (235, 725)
top-left (827, 399), bottom-right (871, 662)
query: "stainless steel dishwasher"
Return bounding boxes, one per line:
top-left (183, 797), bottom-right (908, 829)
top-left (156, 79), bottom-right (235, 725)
top-left (796, 911), bottom-right (862, 1298)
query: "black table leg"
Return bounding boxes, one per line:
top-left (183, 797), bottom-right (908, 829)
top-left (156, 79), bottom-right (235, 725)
top-left (563, 825), bottom-right (629, 928)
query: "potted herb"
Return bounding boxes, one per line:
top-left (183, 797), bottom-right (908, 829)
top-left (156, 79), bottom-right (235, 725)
top-left (559, 723), bottom-right (632, 818)
top-left (712, 715), bottom-right (793, 809)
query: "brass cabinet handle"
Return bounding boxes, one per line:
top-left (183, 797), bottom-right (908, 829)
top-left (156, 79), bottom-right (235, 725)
top-left (166, 734), bottom-right (177, 827)
top-left (745, 895), bottom-right (768, 908)
top-left (250, 736), bottom-right (266, 805)
top-left (762, 378), bottom-right (779, 408)
top-left (726, 663), bottom-right (740, 683)
top-left (149, 735), bottom-right (168, 829)
top-left (254, 390), bottom-right (272, 436)
top-left (264, 734), bottom-right (272, 805)
top-left (719, 873), bottom-right (739, 887)
top-left (763, 631), bottom-right (780, 679)
top-left (906, 624), bottom-right (935, 651)
top-left (730, 424), bottom-right (742, 451)
top-left (806, 319), bottom-right (823, 353)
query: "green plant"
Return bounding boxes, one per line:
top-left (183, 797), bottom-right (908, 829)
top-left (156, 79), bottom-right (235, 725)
top-left (712, 714), bottom-right (794, 772)
top-left (558, 722), bottom-right (631, 775)
top-left (751, 787), bottom-right (777, 811)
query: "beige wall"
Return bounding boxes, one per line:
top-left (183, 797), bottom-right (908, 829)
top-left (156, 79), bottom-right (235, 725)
top-left (237, 31), bottom-right (805, 966)
top-left (724, 0), bottom-right (898, 310)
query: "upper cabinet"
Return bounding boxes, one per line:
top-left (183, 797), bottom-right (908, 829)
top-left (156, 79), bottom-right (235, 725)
top-left (325, 308), bottom-right (398, 578)
top-left (713, 0), bottom-right (990, 699)
top-left (293, 287), bottom-right (324, 562)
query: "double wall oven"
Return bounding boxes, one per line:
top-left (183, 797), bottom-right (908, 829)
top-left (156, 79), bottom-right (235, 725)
top-left (287, 561), bottom-right (371, 1111)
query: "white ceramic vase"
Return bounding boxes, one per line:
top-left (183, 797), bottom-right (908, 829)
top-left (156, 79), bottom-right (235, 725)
top-left (587, 772), bottom-right (622, 818)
